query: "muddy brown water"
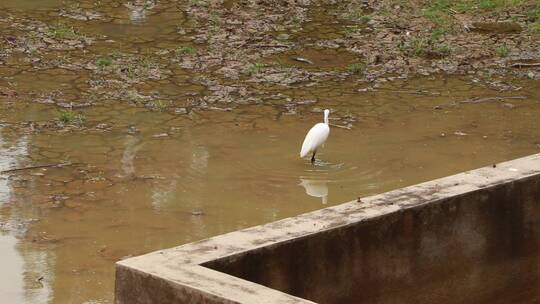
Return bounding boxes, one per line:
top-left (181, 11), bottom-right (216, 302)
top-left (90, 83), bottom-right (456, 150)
top-left (1, 1), bottom-right (540, 304)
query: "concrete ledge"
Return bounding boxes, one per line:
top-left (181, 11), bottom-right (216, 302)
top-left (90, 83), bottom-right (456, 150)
top-left (115, 153), bottom-right (540, 304)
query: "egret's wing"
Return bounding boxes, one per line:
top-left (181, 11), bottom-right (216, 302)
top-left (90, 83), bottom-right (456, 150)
top-left (300, 131), bottom-right (314, 157)
top-left (300, 123), bottom-right (329, 157)
top-left (300, 126), bottom-right (317, 157)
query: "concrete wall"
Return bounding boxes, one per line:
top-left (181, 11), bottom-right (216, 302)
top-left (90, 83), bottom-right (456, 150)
top-left (116, 154), bottom-right (540, 304)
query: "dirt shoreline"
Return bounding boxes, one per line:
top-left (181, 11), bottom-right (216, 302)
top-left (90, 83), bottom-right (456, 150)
top-left (0, 0), bottom-right (539, 120)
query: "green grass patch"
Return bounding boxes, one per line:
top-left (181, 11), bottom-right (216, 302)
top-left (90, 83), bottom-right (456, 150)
top-left (530, 22), bottom-right (540, 33)
top-left (453, 2), bottom-right (475, 13)
top-left (347, 62), bottom-right (367, 74)
top-left (436, 44), bottom-right (452, 55)
top-left (423, 0), bottom-right (452, 26)
top-left (146, 100), bottom-right (170, 111)
top-left (401, 36), bottom-right (451, 58)
top-left (411, 38), bottom-right (429, 56)
top-left (345, 11), bottom-right (371, 24)
top-left (496, 44), bottom-right (509, 57)
top-left (248, 62), bottom-right (266, 75)
top-left (344, 26), bottom-right (356, 33)
top-left (57, 110), bottom-right (84, 125)
top-left (477, 0), bottom-right (526, 10)
top-left (176, 46), bottom-right (196, 56)
top-left (96, 57), bottom-right (113, 68)
top-left (527, 8), bottom-right (540, 22)
top-left (478, 0), bottom-right (497, 9)
top-left (47, 25), bottom-right (82, 40)
top-left (423, 0), bottom-right (530, 17)
top-left (431, 28), bottom-right (448, 40)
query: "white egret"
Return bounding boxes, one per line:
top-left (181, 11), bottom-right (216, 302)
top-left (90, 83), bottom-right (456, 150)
top-left (300, 109), bottom-right (330, 164)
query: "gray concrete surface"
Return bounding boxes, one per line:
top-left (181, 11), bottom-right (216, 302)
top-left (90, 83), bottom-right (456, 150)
top-left (115, 153), bottom-right (540, 304)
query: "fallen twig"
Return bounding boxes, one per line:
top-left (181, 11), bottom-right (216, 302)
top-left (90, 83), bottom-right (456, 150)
top-left (293, 57), bottom-right (313, 64)
top-left (510, 62), bottom-right (540, 68)
top-left (252, 44), bottom-right (290, 48)
top-left (434, 96), bottom-right (527, 109)
top-left (207, 106), bottom-right (232, 112)
top-left (458, 96), bottom-right (527, 104)
top-left (329, 123), bottom-right (352, 130)
top-left (1, 162), bottom-right (75, 174)
top-left (385, 89), bottom-right (441, 96)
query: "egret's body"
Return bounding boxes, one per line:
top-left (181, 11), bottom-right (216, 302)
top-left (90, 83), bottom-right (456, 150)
top-left (300, 109), bottom-right (330, 163)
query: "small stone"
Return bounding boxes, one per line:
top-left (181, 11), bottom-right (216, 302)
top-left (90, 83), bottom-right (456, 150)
top-left (277, 33), bottom-right (289, 40)
top-left (175, 107), bottom-right (188, 114)
top-left (127, 126), bottom-right (139, 134)
top-left (454, 131), bottom-right (468, 136)
top-left (152, 133), bottom-right (169, 138)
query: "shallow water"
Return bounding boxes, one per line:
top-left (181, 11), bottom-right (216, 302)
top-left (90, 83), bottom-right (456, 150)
top-left (1, 1), bottom-right (540, 304)
top-left (2, 76), bottom-right (539, 304)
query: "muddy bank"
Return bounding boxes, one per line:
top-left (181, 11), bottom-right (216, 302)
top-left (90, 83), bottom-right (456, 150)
top-left (0, 0), bottom-right (539, 120)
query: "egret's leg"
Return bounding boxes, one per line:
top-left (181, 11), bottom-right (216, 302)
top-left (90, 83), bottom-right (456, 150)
top-left (311, 151), bottom-right (316, 164)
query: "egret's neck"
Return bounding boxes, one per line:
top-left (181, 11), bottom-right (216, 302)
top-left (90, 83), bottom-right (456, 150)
top-left (324, 113), bottom-right (329, 125)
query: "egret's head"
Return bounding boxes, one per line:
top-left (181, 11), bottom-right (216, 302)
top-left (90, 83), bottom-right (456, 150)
top-left (323, 109), bottom-right (330, 124)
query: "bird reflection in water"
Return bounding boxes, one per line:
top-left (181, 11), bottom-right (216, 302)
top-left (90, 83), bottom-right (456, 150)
top-left (125, 1), bottom-right (155, 24)
top-left (299, 178), bottom-right (329, 204)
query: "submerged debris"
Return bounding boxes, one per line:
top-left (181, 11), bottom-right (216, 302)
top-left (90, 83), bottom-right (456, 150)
top-left (293, 57), bottom-right (314, 64)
